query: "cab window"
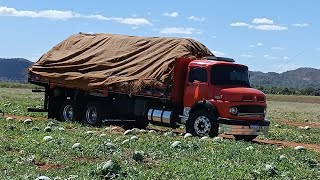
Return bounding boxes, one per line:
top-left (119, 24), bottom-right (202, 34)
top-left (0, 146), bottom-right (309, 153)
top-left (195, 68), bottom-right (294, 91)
top-left (188, 67), bottom-right (207, 83)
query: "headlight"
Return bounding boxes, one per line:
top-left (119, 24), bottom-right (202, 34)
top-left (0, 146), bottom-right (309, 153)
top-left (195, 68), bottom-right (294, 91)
top-left (229, 107), bottom-right (238, 115)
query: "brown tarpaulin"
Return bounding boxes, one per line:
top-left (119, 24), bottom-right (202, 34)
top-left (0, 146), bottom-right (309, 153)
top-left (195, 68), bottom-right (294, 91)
top-left (29, 33), bottom-right (213, 91)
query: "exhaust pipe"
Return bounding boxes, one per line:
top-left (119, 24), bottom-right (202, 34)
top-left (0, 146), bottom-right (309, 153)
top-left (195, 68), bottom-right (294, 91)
top-left (148, 109), bottom-right (172, 124)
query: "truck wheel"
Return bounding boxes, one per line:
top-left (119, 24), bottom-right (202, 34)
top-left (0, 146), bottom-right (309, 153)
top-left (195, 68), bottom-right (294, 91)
top-left (83, 102), bottom-right (103, 126)
top-left (187, 110), bottom-right (218, 137)
top-left (60, 100), bottom-right (77, 121)
top-left (234, 135), bottom-right (257, 142)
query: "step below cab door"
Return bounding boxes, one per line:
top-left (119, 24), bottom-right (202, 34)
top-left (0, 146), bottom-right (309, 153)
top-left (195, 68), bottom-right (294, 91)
top-left (184, 67), bottom-right (209, 107)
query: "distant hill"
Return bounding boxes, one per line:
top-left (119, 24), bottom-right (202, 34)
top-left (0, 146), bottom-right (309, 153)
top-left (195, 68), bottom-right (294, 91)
top-left (250, 68), bottom-right (320, 88)
top-left (0, 58), bottom-right (33, 82)
top-left (0, 58), bottom-right (319, 88)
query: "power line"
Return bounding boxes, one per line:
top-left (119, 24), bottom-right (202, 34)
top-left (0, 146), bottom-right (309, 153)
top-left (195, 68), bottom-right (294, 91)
top-left (275, 50), bottom-right (304, 73)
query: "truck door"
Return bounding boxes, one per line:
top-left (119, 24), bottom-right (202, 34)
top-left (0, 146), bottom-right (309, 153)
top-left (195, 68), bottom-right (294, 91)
top-left (184, 67), bottom-right (209, 107)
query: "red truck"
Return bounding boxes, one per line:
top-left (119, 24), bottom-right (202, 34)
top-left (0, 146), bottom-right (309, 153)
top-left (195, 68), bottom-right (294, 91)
top-left (28, 33), bottom-right (269, 140)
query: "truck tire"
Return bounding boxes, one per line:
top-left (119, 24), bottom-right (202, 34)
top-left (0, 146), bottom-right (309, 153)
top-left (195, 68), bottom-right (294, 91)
top-left (83, 102), bottom-right (103, 126)
top-left (60, 100), bottom-right (77, 122)
top-left (234, 135), bottom-right (257, 142)
top-left (187, 110), bottom-right (218, 137)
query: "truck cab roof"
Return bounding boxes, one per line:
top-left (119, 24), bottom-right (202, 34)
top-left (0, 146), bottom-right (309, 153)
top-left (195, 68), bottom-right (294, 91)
top-left (189, 57), bottom-right (247, 68)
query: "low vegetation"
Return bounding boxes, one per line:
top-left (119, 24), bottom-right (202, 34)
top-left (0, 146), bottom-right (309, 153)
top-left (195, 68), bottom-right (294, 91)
top-left (0, 85), bottom-right (320, 178)
top-left (0, 117), bottom-right (319, 179)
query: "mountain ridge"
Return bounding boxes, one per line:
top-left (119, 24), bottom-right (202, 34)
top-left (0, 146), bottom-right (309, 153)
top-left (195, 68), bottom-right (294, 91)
top-left (0, 58), bottom-right (319, 88)
top-left (250, 67), bottom-right (320, 88)
top-left (0, 58), bottom-right (33, 82)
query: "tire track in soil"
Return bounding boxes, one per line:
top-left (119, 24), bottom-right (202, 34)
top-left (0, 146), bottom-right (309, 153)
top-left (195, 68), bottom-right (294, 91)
top-left (148, 127), bottom-right (320, 152)
top-left (278, 121), bottom-right (320, 128)
top-left (2, 114), bottom-right (320, 151)
top-left (3, 114), bottom-right (46, 121)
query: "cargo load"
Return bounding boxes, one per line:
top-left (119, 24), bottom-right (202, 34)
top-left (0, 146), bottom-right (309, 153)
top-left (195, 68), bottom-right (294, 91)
top-left (29, 33), bottom-right (212, 91)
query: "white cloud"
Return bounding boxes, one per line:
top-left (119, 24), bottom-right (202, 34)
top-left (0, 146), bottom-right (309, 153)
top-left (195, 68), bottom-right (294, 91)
top-left (230, 18), bottom-right (287, 31)
top-left (252, 24), bottom-right (287, 31)
top-left (212, 50), bottom-right (225, 57)
top-left (188, 16), bottom-right (205, 22)
top-left (0, 6), bottom-right (80, 20)
top-left (230, 22), bottom-right (250, 27)
top-left (271, 47), bottom-right (285, 50)
top-left (283, 56), bottom-right (289, 60)
top-left (249, 43), bottom-right (263, 48)
top-left (85, 14), bottom-right (108, 20)
top-left (159, 27), bottom-right (197, 35)
top-left (292, 23), bottom-right (310, 27)
top-left (264, 54), bottom-right (278, 60)
top-left (163, 12), bottom-right (178, 18)
top-left (240, 54), bottom-right (254, 58)
top-left (110, 17), bottom-right (152, 26)
top-left (0, 6), bottom-right (152, 26)
top-left (252, 18), bottom-right (274, 24)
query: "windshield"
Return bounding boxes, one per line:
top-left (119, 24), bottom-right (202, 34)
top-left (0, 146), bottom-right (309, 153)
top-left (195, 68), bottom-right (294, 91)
top-left (211, 65), bottom-right (250, 87)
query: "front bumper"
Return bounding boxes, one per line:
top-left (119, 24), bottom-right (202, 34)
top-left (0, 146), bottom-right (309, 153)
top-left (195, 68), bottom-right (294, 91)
top-left (218, 118), bottom-right (270, 135)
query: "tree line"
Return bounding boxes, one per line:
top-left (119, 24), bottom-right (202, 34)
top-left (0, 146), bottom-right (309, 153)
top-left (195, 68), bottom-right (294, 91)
top-left (254, 86), bottom-right (320, 96)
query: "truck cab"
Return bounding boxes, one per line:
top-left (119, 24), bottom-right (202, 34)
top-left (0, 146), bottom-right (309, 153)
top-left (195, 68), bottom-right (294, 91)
top-left (181, 56), bottom-right (269, 140)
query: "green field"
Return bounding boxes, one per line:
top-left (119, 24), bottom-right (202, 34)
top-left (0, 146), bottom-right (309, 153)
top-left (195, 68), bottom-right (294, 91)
top-left (0, 86), bottom-right (319, 179)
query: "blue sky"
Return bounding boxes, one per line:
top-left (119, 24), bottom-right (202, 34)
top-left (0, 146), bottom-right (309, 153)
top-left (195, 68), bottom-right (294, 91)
top-left (0, 0), bottom-right (319, 72)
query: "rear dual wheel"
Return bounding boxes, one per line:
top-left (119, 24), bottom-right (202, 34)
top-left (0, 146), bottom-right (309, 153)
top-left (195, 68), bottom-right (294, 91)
top-left (82, 102), bottom-right (103, 126)
top-left (60, 100), bottom-right (78, 121)
top-left (59, 100), bottom-right (103, 127)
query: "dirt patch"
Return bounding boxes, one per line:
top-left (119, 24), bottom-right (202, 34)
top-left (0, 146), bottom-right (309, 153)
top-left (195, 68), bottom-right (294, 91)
top-left (143, 157), bottom-right (159, 166)
top-left (254, 139), bottom-right (320, 151)
top-left (3, 114), bottom-right (46, 121)
top-left (65, 125), bottom-right (78, 131)
top-left (32, 159), bottom-right (63, 170)
top-left (279, 121), bottom-right (320, 128)
top-left (220, 134), bottom-right (320, 151)
top-left (122, 149), bottom-right (159, 166)
top-left (108, 125), bottom-right (126, 134)
top-left (148, 127), bottom-right (320, 152)
top-left (73, 156), bottom-right (99, 163)
top-left (5, 114), bottom-right (319, 151)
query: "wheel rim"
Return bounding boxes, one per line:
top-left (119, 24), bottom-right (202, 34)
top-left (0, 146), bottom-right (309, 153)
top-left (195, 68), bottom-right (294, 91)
top-left (63, 105), bottom-right (74, 121)
top-left (194, 116), bottom-right (211, 136)
top-left (86, 106), bottom-right (97, 124)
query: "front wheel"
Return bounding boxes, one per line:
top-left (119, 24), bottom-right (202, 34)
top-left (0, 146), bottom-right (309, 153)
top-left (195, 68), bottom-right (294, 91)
top-left (83, 102), bottom-right (103, 126)
top-left (186, 110), bottom-right (218, 137)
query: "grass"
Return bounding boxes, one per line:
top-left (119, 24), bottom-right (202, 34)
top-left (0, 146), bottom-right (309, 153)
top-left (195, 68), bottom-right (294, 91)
top-left (0, 88), bottom-right (45, 118)
top-left (267, 94), bottom-right (320, 104)
top-left (1, 86), bottom-right (320, 178)
top-left (264, 124), bottom-right (320, 144)
top-left (0, 81), bottom-right (38, 89)
top-left (0, 118), bottom-right (319, 179)
top-left (262, 97), bottom-right (320, 144)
